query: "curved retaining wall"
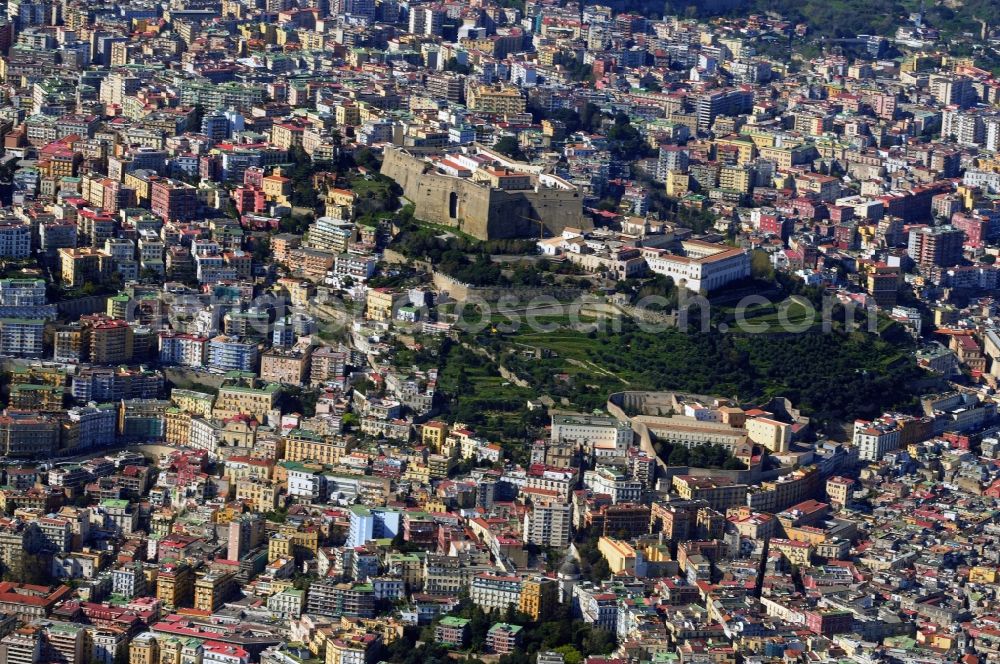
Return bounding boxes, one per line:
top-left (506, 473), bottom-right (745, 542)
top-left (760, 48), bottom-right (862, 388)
top-left (607, 390), bottom-right (785, 485)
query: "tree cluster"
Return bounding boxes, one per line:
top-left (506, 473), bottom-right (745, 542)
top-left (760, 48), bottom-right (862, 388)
top-left (607, 113), bottom-right (655, 160)
top-left (500, 320), bottom-right (923, 429)
top-left (654, 441), bottom-right (745, 469)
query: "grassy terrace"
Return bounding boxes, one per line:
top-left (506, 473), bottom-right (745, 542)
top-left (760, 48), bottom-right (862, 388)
top-left (710, 298), bottom-right (820, 333)
top-left (435, 341), bottom-right (540, 453)
top-left (470, 316), bottom-right (923, 431)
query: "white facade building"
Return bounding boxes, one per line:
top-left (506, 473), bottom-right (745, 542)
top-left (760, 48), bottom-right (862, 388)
top-left (853, 419), bottom-right (902, 461)
top-left (550, 414), bottom-right (633, 457)
top-left (640, 241), bottom-right (750, 293)
top-left (523, 502), bottom-right (571, 548)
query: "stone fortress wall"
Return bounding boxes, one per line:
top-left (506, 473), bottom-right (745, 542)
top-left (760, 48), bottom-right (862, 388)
top-left (380, 146), bottom-right (592, 241)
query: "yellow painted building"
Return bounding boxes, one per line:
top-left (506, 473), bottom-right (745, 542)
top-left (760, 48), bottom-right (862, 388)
top-left (466, 84), bottom-right (526, 115)
top-left (284, 431), bottom-right (347, 465)
top-left (969, 566), bottom-right (998, 584)
top-left (518, 577), bottom-right (557, 620)
top-left (666, 171), bottom-right (690, 197)
top-left (9, 384), bottom-right (64, 412)
top-left (326, 633), bottom-right (377, 664)
top-left (223, 457), bottom-right (273, 482)
top-left (771, 538), bottom-right (813, 566)
top-left (157, 562), bottom-right (194, 609)
top-left (124, 171), bottom-right (153, 205)
top-left (212, 383), bottom-right (280, 422)
top-left (271, 122), bottom-right (305, 150)
top-left (157, 637), bottom-right (184, 664)
top-left (277, 279), bottom-right (315, 308)
top-left (782, 525), bottom-right (829, 546)
top-left (194, 570), bottom-right (237, 612)
top-left (235, 478), bottom-right (280, 512)
top-left (714, 136), bottom-right (757, 165)
top-left (365, 288), bottom-right (408, 323)
top-left (171, 389), bottom-right (215, 418)
top-left (164, 409), bottom-right (192, 446)
top-left (745, 417), bottom-right (791, 453)
top-left (403, 463), bottom-right (430, 484)
top-left (673, 476), bottom-right (747, 512)
top-left (59, 247), bottom-right (110, 288)
top-left (269, 532), bottom-right (292, 561)
top-left (598, 537), bottom-right (637, 574)
top-left (719, 165), bottom-right (752, 193)
top-left (282, 523), bottom-right (320, 554)
top-left (128, 633), bottom-right (158, 664)
top-left (336, 104), bottom-right (361, 127)
top-left (262, 169), bottom-right (292, 206)
top-left (421, 421), bottom-right (448, 451)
